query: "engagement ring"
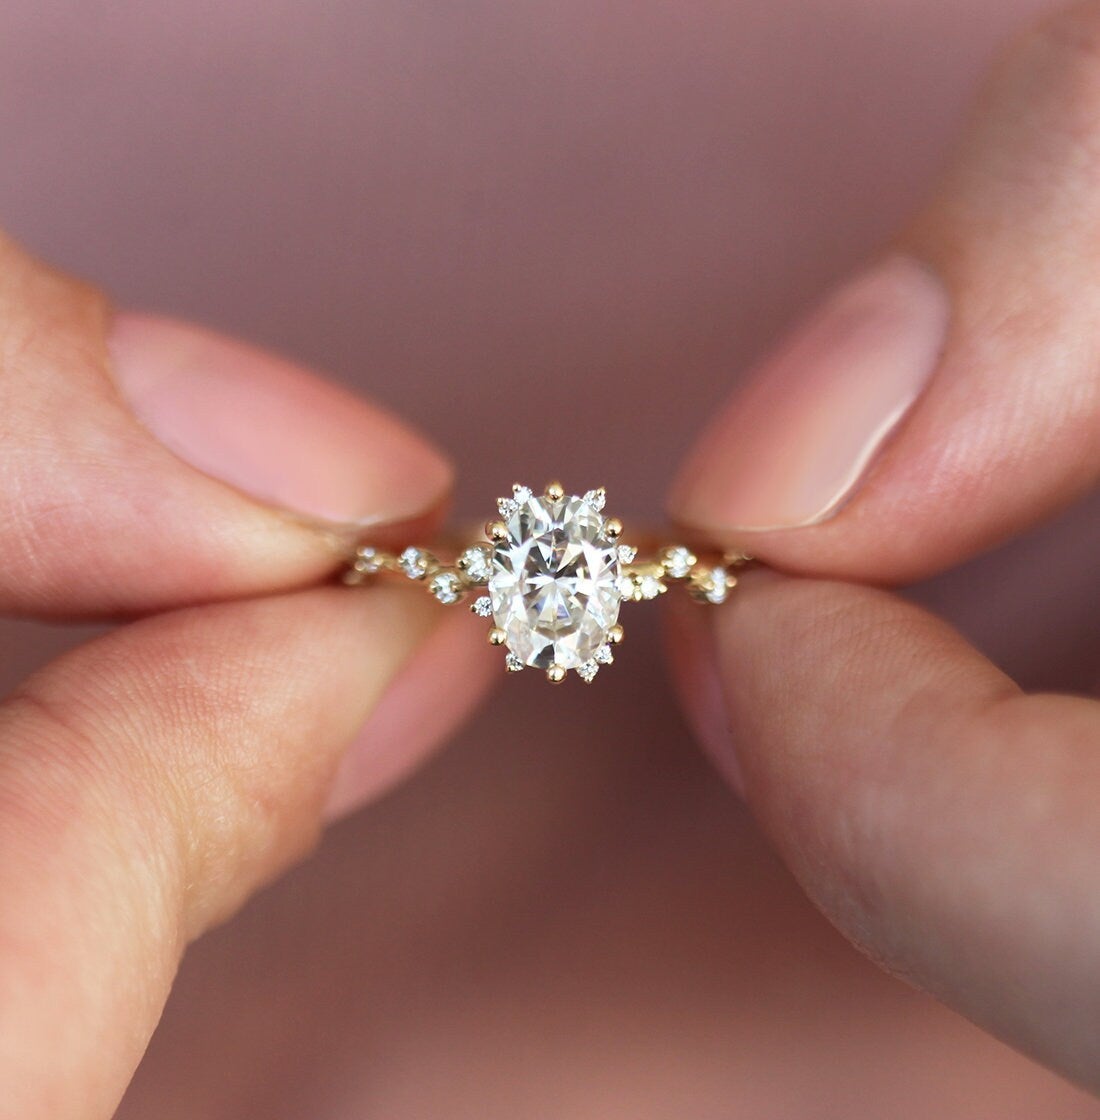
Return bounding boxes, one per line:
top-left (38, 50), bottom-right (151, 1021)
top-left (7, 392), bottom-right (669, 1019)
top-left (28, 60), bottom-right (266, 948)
top-left (344, 482), bottom-right (747, 683)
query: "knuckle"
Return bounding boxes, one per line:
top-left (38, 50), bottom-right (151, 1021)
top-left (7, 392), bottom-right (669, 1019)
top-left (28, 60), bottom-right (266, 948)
top-left (0, 618), bottom-right (328, 945)
top-left (1002, 2), bottom-right (1100, 118)
top-left (0, 235), bottom-right (112, 463)
top-left (174, 706), bottom-right (324, 937)
top-left (0, 680), bottom-right (183, 943)
top-left (120, 614), bottom-right (331, 937)
top-left (1026, 1), bottom-right (1100, 62)
top-left (0, 233), bottom-right (108, 346)
top-left (957, 0), bottom-right (1100, 209)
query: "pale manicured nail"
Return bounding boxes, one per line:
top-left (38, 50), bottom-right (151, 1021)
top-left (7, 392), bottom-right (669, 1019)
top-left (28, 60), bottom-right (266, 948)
top-left (663, 597), bottom-right (746, 799)
top-left (108, 312), bottom-right (452, 525)
top-left (671, 256), bottom-right (949, 531)
top-left (324, 608), bottom-right (497, 821)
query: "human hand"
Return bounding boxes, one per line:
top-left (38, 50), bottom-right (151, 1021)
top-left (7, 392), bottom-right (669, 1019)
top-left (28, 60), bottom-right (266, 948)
top-left (669, 1), bottom-right (1100, 1092)
top-left (7, 1), bottom-right (1100, 1113)
top-left (0, 239), bottom-right (497, 1118)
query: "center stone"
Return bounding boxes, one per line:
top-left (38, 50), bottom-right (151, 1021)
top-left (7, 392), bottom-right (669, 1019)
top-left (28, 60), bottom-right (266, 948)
top-left (489, 494), bottom-right (622, 670)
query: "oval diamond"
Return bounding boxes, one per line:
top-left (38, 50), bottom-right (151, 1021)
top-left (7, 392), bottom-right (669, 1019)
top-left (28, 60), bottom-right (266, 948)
top-left (489, 493), bottom-right (622, 670)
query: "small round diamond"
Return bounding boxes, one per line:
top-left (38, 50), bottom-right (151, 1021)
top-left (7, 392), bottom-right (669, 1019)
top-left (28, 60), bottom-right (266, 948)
top-left (353, 546), bottom-right (384, 574)
top-left (497, 484), bottom-right (533, 519)
top-left (399, 547), bottom-right (431, 580)
top-left (471, 595), bottom-right (493, 617)
top-left (638, 574), bottom-right (664, 600)
top-left (458, 544), bottom-right (493, 584)
top-left (576, 660), bottom-right (600, 682)
top-left (429, 571), bottom-right (462, 604)
top-left (706, 567), bottom-right (730, 604)
top-left (661, 546), bottom-right (696, 580)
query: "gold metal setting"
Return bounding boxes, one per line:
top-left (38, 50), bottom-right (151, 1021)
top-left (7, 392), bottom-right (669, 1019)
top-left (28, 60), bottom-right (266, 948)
top-left (344, 481), bottom-right (750, 683)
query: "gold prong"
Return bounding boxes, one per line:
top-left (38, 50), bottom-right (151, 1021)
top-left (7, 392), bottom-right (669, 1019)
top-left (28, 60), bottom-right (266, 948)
top-left (604, 517), bottom-right (623, 540)
top-left (545, 480), bottom-right (565, 501)
top-left (486, 520), bottom-right (508, 542)
top-left (488, 627), bottom-right (506, 646)
top-left (608, 624), bottom-right (624, 645)
top-left (546, 664), bottom-right (566, 684)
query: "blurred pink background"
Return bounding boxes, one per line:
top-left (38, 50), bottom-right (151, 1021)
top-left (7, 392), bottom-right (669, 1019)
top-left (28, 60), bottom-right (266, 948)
top-left (4, 1), bottom-right (1100, 1115)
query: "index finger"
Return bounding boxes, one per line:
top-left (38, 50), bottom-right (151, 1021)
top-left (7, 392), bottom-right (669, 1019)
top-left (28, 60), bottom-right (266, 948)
top-left (677, 570), bottom-right (1100, 1092)
top-left (669, 3), bottom-right (1100, 583)
top-left (0, 585), bottom-right (496, 1119)
top-left (0, 233), bottom-right (451, 618)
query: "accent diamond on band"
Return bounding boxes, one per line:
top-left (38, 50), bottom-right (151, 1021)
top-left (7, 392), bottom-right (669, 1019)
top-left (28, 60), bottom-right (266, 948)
top-left (344, 481), bottom-right (749, 683)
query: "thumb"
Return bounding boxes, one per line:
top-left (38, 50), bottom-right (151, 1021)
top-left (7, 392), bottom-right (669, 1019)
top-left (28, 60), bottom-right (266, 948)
top-left (0, 232), bottom-right (451, 617)
top-left (669, 1), bottom-right (1100, 582)
top-left (0, 232), bottom-right (491, 1116)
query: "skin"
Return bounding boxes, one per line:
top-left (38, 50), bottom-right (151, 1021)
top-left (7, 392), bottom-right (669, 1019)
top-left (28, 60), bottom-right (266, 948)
top-left (0, 235), bottom-right (500, 1117)
top-left (2, 3), bottom-right (1100, 1117)
top-left (669, 0), bottom-right (1100, 1093)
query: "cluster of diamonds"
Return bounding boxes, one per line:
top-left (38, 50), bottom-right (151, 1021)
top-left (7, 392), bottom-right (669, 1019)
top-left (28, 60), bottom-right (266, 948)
top-left (345, 538), bottom-right (495, 606)
top-left (345, 482), bottom-right (745, 684)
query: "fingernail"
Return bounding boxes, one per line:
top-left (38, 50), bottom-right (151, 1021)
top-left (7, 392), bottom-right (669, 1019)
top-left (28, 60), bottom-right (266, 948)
top-left (663, 597), bottom-right (746, 799)
top-left (324, 607), bottom-right (498, 820)
top-left (108, 312), bottom-right (452, 525)
top-left (671, 256), bottom-right (949, 532)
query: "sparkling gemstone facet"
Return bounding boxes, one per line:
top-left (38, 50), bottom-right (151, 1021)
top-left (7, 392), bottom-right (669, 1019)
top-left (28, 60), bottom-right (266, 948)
top-left (489, 493), bottom-right (622, 670)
